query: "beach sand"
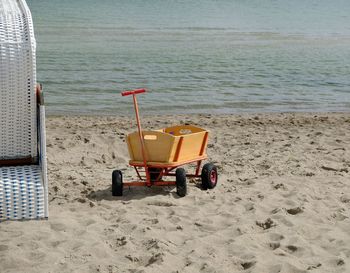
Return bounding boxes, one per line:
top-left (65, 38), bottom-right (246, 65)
top-left (0, 113), bottom-right (349, 273)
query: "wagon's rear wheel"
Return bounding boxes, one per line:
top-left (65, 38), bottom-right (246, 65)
top-left (175, 168), bottom-right (187, 197)
top-left (112, 170), bottom-right (123, 196)
top-left (201, 163), bottom-right (218, 190)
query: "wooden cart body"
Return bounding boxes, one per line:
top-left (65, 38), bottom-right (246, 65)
top-left (127, 125), bottom-right (209, 167)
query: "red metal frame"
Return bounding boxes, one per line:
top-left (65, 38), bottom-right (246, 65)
top-left (128, 154), bottom-right (207, 168)
top-left (121, 88), bottom-right (206, 188)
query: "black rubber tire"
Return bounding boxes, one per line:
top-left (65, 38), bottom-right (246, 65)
top-left (201, 163), bottom-right (218, 190)
top-left (149, 168), bottom-right (162, 182)
top-left (112, 170), bottom-right (123, 196)
top-left (175, 168), bottom-right (187, 197)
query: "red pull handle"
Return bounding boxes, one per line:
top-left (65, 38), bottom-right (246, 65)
top-left (121, 88), bottom-right (146, 96)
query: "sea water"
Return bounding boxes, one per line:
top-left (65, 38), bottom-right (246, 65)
top-left (27, 0), bottom-right (350, 115)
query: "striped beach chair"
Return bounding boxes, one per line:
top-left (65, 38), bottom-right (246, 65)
top-left (0, 0), bottom-right (48, 220)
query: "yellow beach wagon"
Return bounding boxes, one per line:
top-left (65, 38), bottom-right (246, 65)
top-left (112, 89), bottom-right (218, 197)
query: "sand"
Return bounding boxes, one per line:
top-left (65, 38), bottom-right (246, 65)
top-left (0, 112), bottom-right (350, 273)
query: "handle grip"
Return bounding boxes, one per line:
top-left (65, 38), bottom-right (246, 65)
top-left (121, 88), bottom-right (146, 96)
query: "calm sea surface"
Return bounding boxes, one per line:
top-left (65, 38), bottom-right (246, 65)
top-left (27, 0), bottom-right (350, 115)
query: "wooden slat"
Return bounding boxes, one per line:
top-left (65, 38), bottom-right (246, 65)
top-left (173, 136), bottom-right (184, 162)
top-left (199, 132), bottom-right (209, 156)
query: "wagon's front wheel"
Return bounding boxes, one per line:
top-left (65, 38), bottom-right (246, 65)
top-left (175, 168), bottom-right (187, 197)
top-left (112, 170), bottom-right (123, 196)
top-left (201, 163), bottom-right (218, 190)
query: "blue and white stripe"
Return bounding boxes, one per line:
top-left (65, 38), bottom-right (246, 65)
top-left (0, 165), bottom-right (45, 221)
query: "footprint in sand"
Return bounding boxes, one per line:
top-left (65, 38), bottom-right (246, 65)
top-left (307, 263), bottom-right (322, 270)
top-left (50, 222), bottom-right (67, 232)
top-left (244, 202), bottom-right (255, 212)
top-left (286, 245), bottom-right (298, 253)
top-left (272, 215), bottom-right (294, 227)
top-left (50, 241), bottom-right (64, 248)
top-left (331, 212), bottom-right (348, 221)
top-left (200, 262), bottom-right (217, 273)
top-left (340, 195), bottom-right (350, 203)
top-left (142, 218), bottom-right (159, 225)
top-left (127, 252), bottom-right (164, 267)
top-left (82, 219), bottom-right (96, 226)
top-left (335, 258), bottom-right (345, 266)
top-left (269, 233), bottom-right (285, 241)
top-left (269, 263), bottom-right (306, 273)
top-left (0, 244), bottom-right (9, 251)
top-left (268, 233), bottom-right (284, 250)
top-left (241, 260), bottom-right (256, 270)
top-left (116, 236), bottom-right (127, 247)
top-left (286, 207), bottom-right (303, 215)
top-left (282, 245), bottom-right (307, 258)
top-left (273, 183), bottom-right (286, 190)
top-left (146, 252), bottom-right (164, 266)
top-left (27, 250), bottom-right (47, 261)
top-left (256, 218), bottom-right (276, 230)
top-left (269, 242), bottom-right (281, 250)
